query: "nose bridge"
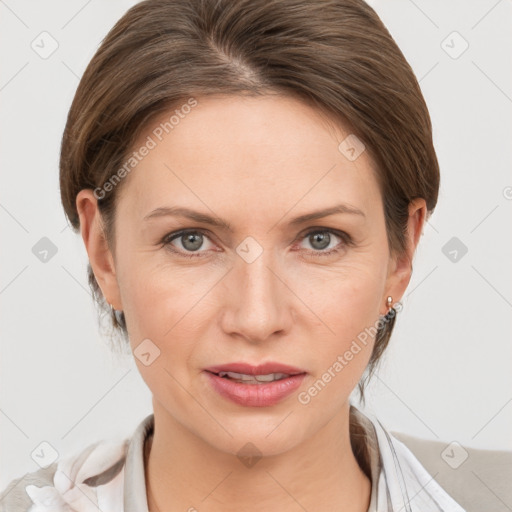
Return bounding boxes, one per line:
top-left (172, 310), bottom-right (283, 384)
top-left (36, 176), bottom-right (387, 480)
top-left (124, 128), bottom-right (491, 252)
top-left (239, 246), bottom-right (277, 300)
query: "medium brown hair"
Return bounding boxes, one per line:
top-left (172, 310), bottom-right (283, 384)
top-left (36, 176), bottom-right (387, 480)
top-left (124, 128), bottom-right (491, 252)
top-left (59, 0), bottom-right (440, 404)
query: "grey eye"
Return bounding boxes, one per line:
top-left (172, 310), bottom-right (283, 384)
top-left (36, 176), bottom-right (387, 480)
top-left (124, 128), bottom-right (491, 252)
top-left (308, 231), bottom-right (332, 250)
top-left (180, 232), bottom-right (204, 252)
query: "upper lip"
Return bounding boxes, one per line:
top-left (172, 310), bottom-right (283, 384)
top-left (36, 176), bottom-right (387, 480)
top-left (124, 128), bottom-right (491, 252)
top-left (204, 362), bottom-right (307, 376)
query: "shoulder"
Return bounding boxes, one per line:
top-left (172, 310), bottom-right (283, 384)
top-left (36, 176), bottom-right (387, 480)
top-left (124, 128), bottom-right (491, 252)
top-left (391, 430), bottom-right (512, 512)
top-left (0, 437), bottom-right (129, 512)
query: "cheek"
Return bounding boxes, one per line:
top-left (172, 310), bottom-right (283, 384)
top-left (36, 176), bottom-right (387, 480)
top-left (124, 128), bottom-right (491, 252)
top-left (335, 270), bottom-right (385, 338)
top-left (119, 245), bottom-right (185, 321)
top-left (295, 278), bottom-right (382, 413)
top-left (290, 257), bottom-right (387, 385)
top-left (291, 256), bottom-right (387, 333)
top-left (118, 259), bottom-right (203, 400)
top-left (117, 251), bottom-right (222, 359)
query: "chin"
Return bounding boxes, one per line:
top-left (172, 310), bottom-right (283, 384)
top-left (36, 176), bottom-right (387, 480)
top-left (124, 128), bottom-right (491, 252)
top-left (197, 412), bottom-right (313, 459)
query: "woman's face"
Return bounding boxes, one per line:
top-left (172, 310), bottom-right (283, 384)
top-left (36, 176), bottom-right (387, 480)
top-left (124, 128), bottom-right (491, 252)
top-left (80, 94), bottom-right (420, 456)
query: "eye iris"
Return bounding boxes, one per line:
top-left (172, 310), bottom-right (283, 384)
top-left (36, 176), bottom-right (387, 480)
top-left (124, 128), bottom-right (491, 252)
top-left (310, 232), bottom-right (330, 250)
top-left (182, 232), bottom-right (203, 251)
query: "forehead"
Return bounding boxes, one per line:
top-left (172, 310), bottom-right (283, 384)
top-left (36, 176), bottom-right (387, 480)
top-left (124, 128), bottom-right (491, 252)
top-left (118, 94), bottom-right (381, 222)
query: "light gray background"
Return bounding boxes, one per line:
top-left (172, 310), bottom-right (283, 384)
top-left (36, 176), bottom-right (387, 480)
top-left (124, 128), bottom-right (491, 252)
top-left (1, 0), bottom-right (511, 489)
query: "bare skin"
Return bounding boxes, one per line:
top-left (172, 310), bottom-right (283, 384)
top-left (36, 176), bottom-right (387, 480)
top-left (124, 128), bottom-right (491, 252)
top-left (77, 94), bottom-right (426, 512)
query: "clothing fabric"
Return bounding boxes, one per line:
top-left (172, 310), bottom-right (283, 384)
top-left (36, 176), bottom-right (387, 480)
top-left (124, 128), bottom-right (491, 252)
top-left (1, 404), bottom-right (467, 511)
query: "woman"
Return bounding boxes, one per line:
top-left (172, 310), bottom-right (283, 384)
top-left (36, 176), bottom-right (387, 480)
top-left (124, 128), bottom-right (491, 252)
top-left (0, 0), bottom-right (467, 510)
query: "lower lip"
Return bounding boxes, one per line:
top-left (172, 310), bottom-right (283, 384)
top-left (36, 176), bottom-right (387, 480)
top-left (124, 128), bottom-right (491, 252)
top-left (204, 371), bottom-right (307, 407)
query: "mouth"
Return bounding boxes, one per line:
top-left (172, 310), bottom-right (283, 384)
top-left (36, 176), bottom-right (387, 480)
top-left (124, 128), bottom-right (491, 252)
top-left (203, 362), bottom-right (307, 407)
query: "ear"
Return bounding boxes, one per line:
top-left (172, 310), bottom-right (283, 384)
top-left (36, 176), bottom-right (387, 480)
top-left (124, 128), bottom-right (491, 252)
top-left (76, 189), bottom-right (123, 310)
top-left (381, 198), bottom-right (427, 315)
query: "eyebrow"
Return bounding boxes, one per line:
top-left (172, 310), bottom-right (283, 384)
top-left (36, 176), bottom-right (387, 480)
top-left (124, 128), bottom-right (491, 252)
top-left (143, 203), bottom-right (366, 230)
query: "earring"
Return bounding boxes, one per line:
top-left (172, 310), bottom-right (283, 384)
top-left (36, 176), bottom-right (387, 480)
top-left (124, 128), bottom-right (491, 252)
top-left (385, 296), bottom-right (394, 316)
top-left (385, 295), bottom-right (403, 316)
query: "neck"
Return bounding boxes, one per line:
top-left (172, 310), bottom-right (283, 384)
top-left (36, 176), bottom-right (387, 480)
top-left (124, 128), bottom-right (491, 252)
top-left (144, 401), bottom-right (371, 512)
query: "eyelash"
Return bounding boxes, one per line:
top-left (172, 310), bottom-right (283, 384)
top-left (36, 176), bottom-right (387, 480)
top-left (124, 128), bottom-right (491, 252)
top-left (160, 228), bottom-right (354, 259)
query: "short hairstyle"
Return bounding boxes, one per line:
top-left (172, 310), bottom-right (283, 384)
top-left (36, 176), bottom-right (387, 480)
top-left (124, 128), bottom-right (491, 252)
top-left (59, 0), bottom-right (440, 404)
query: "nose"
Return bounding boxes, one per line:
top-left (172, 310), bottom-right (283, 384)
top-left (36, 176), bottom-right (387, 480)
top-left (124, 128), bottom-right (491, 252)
top-left (219, 247), bottom-right (295, 344)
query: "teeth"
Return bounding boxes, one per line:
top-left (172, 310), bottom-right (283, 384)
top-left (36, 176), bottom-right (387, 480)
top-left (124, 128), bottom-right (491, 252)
top-left (218, 371), bottom-right (290, 383)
